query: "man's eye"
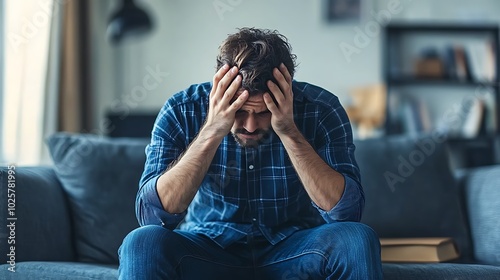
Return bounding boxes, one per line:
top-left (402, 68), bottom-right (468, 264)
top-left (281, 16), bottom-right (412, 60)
top-left (258, 111), bottom-right (271, 116)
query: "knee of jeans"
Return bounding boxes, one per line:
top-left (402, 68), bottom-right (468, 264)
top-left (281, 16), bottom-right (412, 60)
top-left (323, 222), bottom-right (380, 252)
top-left (352, 223), bottom-right (379, 246)
top-left (343, 223), bottom-right (379, 252)
top-left (119, 225), bottom-right (171, 256)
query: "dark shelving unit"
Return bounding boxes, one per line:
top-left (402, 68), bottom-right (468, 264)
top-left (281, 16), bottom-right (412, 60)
top-left (388, 78), bottom-right (499, 88)
top-left (383, 22), bottom-right (500, 168)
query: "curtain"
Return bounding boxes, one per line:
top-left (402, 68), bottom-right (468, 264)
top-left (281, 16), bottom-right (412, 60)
top-left (59, 0), bottom-right (91, 133)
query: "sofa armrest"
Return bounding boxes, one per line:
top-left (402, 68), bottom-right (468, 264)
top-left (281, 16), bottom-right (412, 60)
top-left (0, 166), bottom-right (75, 263)
top-left (459, 165), bottom-right (500, 266)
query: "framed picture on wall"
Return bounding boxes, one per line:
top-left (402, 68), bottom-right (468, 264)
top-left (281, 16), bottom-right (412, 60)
top-left (326, 0), bottom-right (362, 22)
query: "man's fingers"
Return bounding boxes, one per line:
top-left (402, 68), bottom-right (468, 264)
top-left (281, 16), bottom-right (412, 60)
top-left (267, 80), bottom-right (285, 106)
top-left (212, 65), bottom-right (238, 100)
top-left (230, 90), bottom-right (249, 111)
top-left (222, 75), bottom-right (242, 103)
top-left (263, 93), bottom-right (279, 114)
top-left (279, 63), bottom-right (292, 84)
top-left (212, 64), bottom-right (230, 89)
top-left (273, 68), bottom-right (290, 99)
top-left (217, 66), bottom-right (239, 92)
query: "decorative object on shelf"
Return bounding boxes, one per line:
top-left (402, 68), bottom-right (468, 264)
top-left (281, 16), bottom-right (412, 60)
top-left (414, 47), bottom-right (445, 79)
top-left (345, 84), bottom-right (386, 139)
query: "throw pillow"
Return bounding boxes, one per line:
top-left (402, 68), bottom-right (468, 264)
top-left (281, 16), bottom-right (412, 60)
top-left (355, 134), bottom-right (472, 262)
top-left (47, 133), bottom-right (149, 264)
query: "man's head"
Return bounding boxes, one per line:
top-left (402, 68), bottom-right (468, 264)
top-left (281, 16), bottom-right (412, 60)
top-left (216, 28), bottom-right (297, 147)
top-left (216, 27), bottom-right (297, 95)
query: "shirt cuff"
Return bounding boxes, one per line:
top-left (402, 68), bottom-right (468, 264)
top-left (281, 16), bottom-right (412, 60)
top-left (311, 175), bottom-right (363, 223)
top-left (136, 174), bottom-right (186, 229)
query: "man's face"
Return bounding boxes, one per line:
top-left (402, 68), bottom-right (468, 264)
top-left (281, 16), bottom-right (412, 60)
top-left (230, 92), bottom-right (272, 148)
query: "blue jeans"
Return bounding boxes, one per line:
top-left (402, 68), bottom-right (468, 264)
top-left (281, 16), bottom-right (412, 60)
top-left (118, 222), bottom-right (382, 279)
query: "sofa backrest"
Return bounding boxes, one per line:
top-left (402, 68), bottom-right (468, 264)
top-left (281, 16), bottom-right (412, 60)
top-left (459, 165), bottom-right (500, 265)
top-left (35, 132), bottom-right (489, 265)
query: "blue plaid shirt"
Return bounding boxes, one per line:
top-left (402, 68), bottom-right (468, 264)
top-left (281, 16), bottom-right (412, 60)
top-left (137, 81), bottom-right (364, 248)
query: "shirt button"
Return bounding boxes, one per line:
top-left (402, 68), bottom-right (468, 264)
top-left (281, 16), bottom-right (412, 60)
top-left (249, 165), bottom-right (254, 170)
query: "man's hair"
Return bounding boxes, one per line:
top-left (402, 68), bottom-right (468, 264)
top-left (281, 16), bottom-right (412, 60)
top-left (216, 27), bottom-right (297, 95)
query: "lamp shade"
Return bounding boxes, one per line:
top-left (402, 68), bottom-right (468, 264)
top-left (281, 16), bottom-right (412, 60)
top-left (107, 0), bottom-right (153, 44)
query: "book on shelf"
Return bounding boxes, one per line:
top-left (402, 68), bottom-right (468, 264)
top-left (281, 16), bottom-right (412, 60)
top-left (396, 95), bottom-right (432, 135)
top-left (466, 40), bottom-right (496, 83)
top-left (454, 45), bottom-right (472, 82)
top-left (401, 99), bottom-right (419, 135)
top-left (482, 89), bottom-right (498, 134)
top-left (444, 45), bottom-right (457, 80)
top-left (380, 237), bottom-right (460, 263)
top-left (443, 42), bottom-right (496, 83)
top-left (461, 97), bottom-right (485, 138)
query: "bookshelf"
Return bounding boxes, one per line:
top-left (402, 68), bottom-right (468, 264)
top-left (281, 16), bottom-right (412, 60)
top-left (383, 22), bottom-right (500, 167)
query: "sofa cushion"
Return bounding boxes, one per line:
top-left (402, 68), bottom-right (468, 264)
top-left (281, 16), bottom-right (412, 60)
top-left (382, 263), bottom-right (500, 280)
top-left (463, 165), bottom-right (500, 265)
top-left (47, 133), bottom-right (149, 264)
top-left (354, 134), bottom-right (472, 262)
top-left (0, 262), bottom-right (118, 280)
top-left (0, 167), bottom-right (75, 263)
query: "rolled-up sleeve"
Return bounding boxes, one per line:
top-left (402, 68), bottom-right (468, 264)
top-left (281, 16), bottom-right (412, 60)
top-left (312, 97), bottom-right (365, 222)
top-left (136, 174), bottom-right (186, 229)
top-left (311, 175), bottom-right (364, 222)
top-left (135, 102), bottom-right (188, 229)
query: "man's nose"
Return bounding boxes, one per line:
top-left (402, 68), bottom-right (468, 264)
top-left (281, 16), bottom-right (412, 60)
top-left (243, 114), bottom-right (258, 133)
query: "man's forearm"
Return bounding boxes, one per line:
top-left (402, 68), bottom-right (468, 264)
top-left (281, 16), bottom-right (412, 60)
top-left (280, 128), bottom-right (345, 211)
top-left (154, 65), bottom-right (247, 214)
top-left (156, 127), bottom-right (222, 214)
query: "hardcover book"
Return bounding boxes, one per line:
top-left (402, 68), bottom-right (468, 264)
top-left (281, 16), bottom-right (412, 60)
top-left (380, 237), bottom-right (460, 263)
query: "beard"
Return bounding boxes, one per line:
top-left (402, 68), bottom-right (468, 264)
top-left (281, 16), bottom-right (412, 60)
top-left (231, 128), bottom-right (271, 148)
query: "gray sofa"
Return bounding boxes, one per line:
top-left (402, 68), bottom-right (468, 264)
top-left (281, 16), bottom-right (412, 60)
top-left (1, 133), bottom-right (499, 279)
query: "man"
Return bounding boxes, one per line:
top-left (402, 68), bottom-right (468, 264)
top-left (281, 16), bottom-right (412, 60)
top-left (119, 28), bottom-right (382, 279)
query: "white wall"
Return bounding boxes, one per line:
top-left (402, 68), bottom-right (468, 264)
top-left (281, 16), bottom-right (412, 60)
top-left (89, 0), bottom-right (500, 133)
top-left (378, 0), bottom-right (500, 22)
top-left (90, 0), bottom-right (384, 132)
top-left (88, 0), bottom-right (118, 134)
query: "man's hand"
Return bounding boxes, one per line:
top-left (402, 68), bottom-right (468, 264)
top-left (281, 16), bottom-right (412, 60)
top-left (204, 65), bottom-right (249, 138)
top-left (263, 63), bottom-right (297, 137)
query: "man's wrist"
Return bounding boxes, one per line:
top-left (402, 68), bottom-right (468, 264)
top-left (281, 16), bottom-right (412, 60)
top-left (198, 125), bottom-right (227, 145)
top-left (276, 125), bottom-right (303, 144)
